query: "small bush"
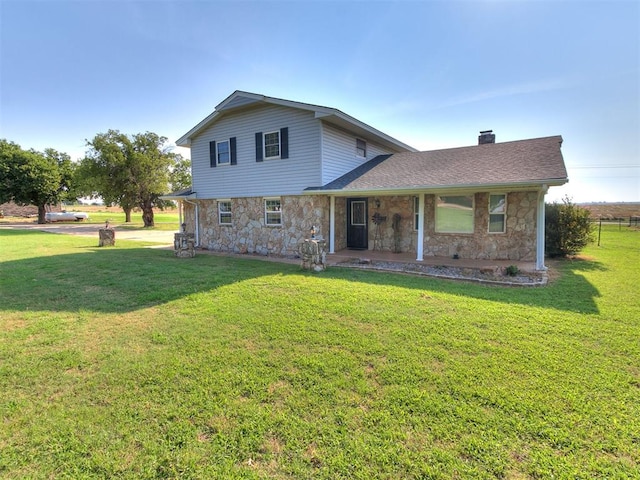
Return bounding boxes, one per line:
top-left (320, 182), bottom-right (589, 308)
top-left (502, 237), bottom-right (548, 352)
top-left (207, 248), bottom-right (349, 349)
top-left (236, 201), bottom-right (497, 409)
top-left (546, 196), bottom-right (595, 257)
top-left (505, 265), bottom-right (520, 276)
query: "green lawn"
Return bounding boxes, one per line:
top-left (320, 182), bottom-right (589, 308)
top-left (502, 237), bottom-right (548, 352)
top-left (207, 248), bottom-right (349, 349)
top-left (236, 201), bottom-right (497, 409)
top-left (81, 211), bottom-right (180, 231)
top-left (0, 226), bottom-right (638, 479)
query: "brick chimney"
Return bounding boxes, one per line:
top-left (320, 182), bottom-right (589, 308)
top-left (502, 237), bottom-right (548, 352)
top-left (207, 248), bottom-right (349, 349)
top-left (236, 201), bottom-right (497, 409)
top-left (478, 130), bottom-right (495, 145)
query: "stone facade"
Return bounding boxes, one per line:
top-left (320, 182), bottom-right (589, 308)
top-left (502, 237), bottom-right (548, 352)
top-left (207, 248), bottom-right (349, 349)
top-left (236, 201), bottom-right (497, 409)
top-left (186, 195), bottom-right (330, 256)
top-left (182, 191), bottom-right (539, 261)
top-left (421, 192), bottom-right (538, 261)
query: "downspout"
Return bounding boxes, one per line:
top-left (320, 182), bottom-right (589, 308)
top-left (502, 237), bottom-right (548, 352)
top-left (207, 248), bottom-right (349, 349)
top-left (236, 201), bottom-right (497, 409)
top-left (416, 193), bottom-right (425, 261)
top-left (184, 198), bottom-right (200, 247)
top-left (536, 185), bottom-right (548, 271)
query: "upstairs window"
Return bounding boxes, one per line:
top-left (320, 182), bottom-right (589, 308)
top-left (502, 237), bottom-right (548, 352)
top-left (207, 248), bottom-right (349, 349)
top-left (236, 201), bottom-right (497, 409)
top-left (217, 140), bottom-right (230, 165)
top-left (356, 138), bottom-right (367, 157)
top-left (209, 137), bottom-right (236, 167)
top-left (489, 194), bottom-right (506, 233)
top-left (218, 200), bottom-right (232, 225)
top-left (435, 195), bottom-right (474, 233)
top-left (264, 132), bottom-right (280, 158)
top-left (265, 198), bottom-right (282, 226)
top-left (255, 128), bottom-right (288, 161)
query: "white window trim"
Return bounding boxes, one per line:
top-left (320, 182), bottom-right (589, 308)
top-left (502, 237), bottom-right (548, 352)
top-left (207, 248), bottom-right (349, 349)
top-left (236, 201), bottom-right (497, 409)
top-left (435, 195), bottom-right (475, 234)
top-left (263, 131), bottom-right (281, 160)
top-left (488, 193), bottom-right (507, 234)
top-left (264, 197), bottom-right (282, 226)
top-left (217, 139), bottom-right (230, 166)
top-left (218, 199), bottom-right (232, 225)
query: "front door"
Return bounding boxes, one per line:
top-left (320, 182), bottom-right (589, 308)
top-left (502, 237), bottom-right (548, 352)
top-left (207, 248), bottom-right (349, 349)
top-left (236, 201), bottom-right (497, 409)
top-left (347, 198), bottom-right (368, 249)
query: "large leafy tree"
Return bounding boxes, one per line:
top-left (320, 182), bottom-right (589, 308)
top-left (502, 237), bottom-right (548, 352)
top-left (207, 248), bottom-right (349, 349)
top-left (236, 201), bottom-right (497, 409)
top-left (0, 139), bottom-right (74, 224)
top-left (81, 130), bottom-right (177, 227)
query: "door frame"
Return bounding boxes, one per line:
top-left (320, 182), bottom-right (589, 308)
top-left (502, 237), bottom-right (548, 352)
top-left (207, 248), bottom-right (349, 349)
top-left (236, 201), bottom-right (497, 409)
top-left (346, 197), bottom-right (368, 249)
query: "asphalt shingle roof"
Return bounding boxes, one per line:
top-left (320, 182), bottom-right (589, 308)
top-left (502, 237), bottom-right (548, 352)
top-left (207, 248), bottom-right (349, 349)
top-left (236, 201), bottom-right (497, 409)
top-left (311, 136), bottom-right (567, 192)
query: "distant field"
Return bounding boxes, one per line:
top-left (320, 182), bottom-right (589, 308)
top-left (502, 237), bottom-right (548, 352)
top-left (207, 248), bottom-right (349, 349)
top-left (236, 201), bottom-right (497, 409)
top-left (578, 202), bottom-right (640, 220)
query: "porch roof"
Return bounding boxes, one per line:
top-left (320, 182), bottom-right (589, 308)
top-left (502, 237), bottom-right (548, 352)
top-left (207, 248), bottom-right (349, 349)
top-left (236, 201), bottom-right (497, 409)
top-left (306, 135), bottom-right (567, 195)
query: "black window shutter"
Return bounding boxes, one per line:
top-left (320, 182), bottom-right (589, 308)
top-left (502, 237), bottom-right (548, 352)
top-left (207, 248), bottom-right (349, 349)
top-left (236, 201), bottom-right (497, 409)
top-left (230, 137), bottom-right (237, 165)
top-left (209, 141), bottom-right (217, 168)
top-left (255, 132), bottom-right (263, 162)
top-left (280, 127), bottom-right (289, 159)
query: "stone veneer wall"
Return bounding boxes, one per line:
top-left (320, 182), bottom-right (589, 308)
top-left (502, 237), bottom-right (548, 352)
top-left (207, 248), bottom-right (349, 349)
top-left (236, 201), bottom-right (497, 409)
top-left (180, 191), bottom-right (539, 261)
top-left (366, 195), bottom-right (417, 253)
top-left (422, 191), bottom-right (538, 261)
top-left (191, 195), bottom-right (330, 256)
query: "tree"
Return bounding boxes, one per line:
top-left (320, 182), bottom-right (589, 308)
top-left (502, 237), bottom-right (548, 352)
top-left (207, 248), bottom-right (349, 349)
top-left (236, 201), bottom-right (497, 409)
top-left (169, 154), bottom-right (192, 192)
top-left (82, 130), bottom-right (177, 227)
top-left (545, 196), bottom-right (595, 257)
top-left (0, 139), bottom-right (74, 224)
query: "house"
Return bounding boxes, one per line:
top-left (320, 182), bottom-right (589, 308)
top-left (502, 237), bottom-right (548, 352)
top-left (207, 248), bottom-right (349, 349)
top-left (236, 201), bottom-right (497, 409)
top-left (166, 91), bottom-right (568, 270)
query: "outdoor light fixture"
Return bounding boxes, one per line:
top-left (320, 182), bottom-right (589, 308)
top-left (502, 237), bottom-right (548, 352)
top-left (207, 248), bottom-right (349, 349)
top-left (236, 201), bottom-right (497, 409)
top-left (375, 199), bottom-right (381, 208)
top-left (310, 225), bottom-right (316, 239)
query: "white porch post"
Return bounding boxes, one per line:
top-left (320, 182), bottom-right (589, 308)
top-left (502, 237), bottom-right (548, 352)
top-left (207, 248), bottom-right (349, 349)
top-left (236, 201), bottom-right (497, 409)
top-left (329, 196), bottom-right (335, 254)
top-left (536, 186), bottom-right (548, 271)
top-left (416, 193), bottom-right (424, 261)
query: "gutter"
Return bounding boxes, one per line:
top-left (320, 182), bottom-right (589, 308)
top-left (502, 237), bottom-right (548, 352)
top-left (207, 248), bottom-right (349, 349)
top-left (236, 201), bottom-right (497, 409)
top-left (303, 178), bottom-right (568, 196)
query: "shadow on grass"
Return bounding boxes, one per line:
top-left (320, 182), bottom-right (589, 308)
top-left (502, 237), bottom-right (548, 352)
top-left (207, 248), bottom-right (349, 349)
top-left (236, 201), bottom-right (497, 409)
top-left (0, 230), bottom-right (601, 315)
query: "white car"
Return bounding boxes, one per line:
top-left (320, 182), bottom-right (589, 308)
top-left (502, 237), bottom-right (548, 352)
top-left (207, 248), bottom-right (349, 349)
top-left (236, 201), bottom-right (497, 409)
top-left (45, 211), bottom-right (90, 222)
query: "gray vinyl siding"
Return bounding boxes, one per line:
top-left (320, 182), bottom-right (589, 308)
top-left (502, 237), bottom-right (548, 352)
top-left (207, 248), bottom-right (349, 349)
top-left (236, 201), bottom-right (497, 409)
top-left (191, 105), bottom-right (322, 198)
top-left (321, 123), bottom-right (395, 185)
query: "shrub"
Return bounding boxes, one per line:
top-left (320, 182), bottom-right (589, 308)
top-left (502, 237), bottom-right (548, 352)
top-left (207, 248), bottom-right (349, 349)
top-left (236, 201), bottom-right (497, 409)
top-left (505, 265), bottom-right (520, 276)
top-left (545, 196), bottom-right (595, 257)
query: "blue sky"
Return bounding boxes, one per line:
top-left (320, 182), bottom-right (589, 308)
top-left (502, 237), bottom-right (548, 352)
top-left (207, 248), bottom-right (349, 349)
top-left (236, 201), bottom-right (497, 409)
top-left (1, 0), bottom-right (638, 202)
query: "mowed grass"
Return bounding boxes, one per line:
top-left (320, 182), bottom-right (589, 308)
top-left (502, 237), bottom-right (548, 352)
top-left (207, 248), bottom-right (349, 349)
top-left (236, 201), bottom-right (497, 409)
top-left (0, 226), bottom-right (638, 479)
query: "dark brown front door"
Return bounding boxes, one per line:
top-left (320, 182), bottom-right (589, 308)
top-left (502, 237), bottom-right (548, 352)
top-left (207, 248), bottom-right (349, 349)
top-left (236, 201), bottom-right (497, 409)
top-left (347, 198), bottom-right (368, 249)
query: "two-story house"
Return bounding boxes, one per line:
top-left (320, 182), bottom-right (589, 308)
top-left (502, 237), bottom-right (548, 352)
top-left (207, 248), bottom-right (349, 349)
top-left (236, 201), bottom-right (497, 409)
top-left (166, 91), bottom-right (568, 270)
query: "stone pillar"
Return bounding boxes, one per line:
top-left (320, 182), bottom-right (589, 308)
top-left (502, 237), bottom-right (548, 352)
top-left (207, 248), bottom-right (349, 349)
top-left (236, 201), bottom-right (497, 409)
top-left (98, 228), bottom-right (115, 247)
top-left (174, 232), bottom-right (196, 258)
top-left (299, 239), bottom-right (327, 272)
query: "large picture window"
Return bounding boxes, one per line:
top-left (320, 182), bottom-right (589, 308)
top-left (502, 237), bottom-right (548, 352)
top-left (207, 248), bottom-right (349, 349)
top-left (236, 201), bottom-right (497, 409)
top-left (489, 194), bottom-right (506, 233)
top-left (265, 198), bottom-right (282, 226)
top-left (435, 195), bottom-right (474, 233)
top-left (218, 200), bottom-right (231, 225)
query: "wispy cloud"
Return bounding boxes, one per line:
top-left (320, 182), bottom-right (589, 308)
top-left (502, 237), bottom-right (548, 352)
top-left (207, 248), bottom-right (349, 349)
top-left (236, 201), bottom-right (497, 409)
top-left (435, 78), bottom-right (574, 109)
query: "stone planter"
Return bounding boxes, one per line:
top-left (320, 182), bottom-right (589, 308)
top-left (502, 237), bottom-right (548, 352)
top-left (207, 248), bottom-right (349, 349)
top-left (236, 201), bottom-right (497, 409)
top-left (299, 239), bottom-right (326, 272)
top-left (174, 232), bottom-right (196, 258)
top-left (98, 228), bottom-right (115, 247)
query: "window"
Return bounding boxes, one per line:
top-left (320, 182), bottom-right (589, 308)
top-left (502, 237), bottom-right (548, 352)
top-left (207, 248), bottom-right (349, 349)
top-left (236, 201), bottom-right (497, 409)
top-left (356, 139), bottom-right (366, 157)
top-left (489, 194), bottom-right (506, 233)
top-left (265, 198), bottom-right (282, 226)
top-left (217, 140), bottom-right (230, 165)
top-left (218, 200), bottom-right (231, 225)
top-left (414, 196), bottom-right (420, 230)
top-left (350, 200), bottom-right (366, 226)
top-left (255, 128), bottom-right (288, 161)
top-left (209, 138), bottom-right (236, 167)
top-left (264, 132), bottom-right (280, 158)
top-left (435, 195), bottom-right (474, 233)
